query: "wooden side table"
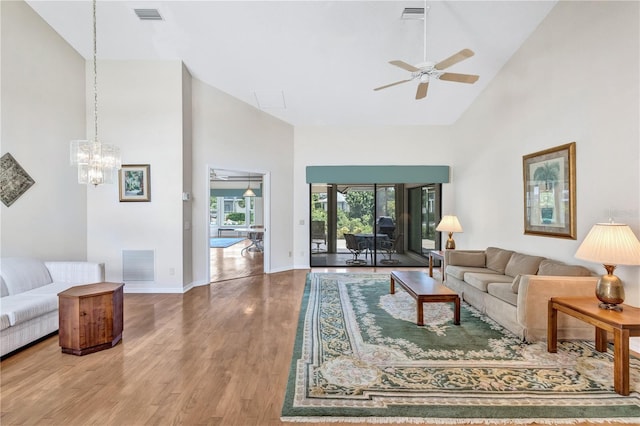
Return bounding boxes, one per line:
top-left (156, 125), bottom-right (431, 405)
top-left (58, 282), bottom-right (124, 356)
top-left (547, 297), bottom-right (640, 395)
top-left (428, 250), bottom-right (445, 281)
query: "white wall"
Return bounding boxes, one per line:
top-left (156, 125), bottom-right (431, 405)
top-left (86, 60), bottom-right (187, 293)
top-left (450, 1), bottom-right (640, 307)
top-left (190, 79), bottom-right (294, 286)
top-left (292, 125), bottom-right (456, 268)
top-left (1, 1), bottom-right (87, 261)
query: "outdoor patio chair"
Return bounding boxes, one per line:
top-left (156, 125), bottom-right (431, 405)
top-left (344, 233), bottom-right (369, 265)
top-left (379, 233), bottom-right (403, 265)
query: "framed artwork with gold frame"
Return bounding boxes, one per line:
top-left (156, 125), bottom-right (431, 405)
top-left (119, 164), bottom-right (150, 202)
top-left (523, 142), bottom-right (576, 239)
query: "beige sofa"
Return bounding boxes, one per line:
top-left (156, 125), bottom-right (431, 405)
top-left (443, 247), bottom-right (598, 342)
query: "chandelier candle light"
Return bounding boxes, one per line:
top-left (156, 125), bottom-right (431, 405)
top-left (574, 220), bottom-right (640, 311)
top-left (436, 215), bottom-right (463, 250)
top-left (70, 0), bottom-right (121, 186)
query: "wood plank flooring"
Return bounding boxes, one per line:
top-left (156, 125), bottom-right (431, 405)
top-left (0, 267), bottom-right (630, 426)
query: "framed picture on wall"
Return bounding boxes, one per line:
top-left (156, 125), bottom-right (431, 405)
top-left (522, 142), bottom-right (576, 239)
top-left (119, 164), bottom-right (151, 202)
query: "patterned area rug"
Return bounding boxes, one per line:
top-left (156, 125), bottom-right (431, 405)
top-left (281, 273), bottom-right (640, 424)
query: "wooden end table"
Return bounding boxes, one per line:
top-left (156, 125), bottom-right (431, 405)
top-left (390, 271), bottom-right (460, 326)
top-left (58, 282), bottom-right (124, 356)
top-left (547, 297), bottom-right (640, 396)
top-left (428, 250), bottom-right (445, 281)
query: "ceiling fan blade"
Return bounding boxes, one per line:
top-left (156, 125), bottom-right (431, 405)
top-left (415, 82), bottom-right (429, 100)
top-left (373, 79), bottom-right (412, 91)
top-left (439, 72), bottom-right (479, 84)
top-left (434, 49), bottom-right (475, 70)
top-left (389, 60), bottom-right (420, 72)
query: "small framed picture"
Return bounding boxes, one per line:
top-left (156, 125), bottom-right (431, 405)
top-left (523, 142), bottom-right (576, 239)
top-left (119, 164), bottom-right (151, 202)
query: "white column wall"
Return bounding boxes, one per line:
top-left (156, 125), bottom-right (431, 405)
top-left (86, 60), bottom-right (186, 293)
top-left (190, 79), bottom-right (294, 286)
top-left (1, 1), bottom-right (87, 260)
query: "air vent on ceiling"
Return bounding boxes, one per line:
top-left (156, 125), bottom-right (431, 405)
top-left (401, 7), bottom-right (425, 20)
top-left (134, 9), bottom-right (163, 21)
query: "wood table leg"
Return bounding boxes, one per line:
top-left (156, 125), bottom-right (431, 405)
top-left (595, 327), bottom-right (608, 352)
top-left (416, 299), bottom-right (424, 326)
top-left (453, 297), bottom-right (460, 325)
top-left (428, 255), bottom-right (434, 277)
top-left (547, 300), bottom-right (558, 353)
top-left (390, 276), bottom-right (395, 294)
top-left (613, 329), bottom-right (630, 396)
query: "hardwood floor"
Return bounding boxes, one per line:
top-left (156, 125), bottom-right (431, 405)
top-left (0, 268), bottom-right (631, 426)
top-left (210, 239), bottom-right (263, 282)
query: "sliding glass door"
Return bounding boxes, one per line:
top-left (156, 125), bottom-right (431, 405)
top-left (310, 183), bottom-right (437, 267)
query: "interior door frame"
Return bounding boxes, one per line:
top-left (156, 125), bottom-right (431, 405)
top-left (205, 165), bottom-right (271, 283)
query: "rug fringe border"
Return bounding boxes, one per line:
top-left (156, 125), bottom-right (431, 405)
top-left (280, 416), bottom-right (640, 425)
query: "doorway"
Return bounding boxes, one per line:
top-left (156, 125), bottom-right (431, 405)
top-left (209, 168), bottom-right (265, 282)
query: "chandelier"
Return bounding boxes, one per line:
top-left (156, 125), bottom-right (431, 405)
top-left (70, 0), bottom-right (121, 185)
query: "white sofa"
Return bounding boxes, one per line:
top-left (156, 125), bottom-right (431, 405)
top-left (0, 257), bottom-right (105, 357)
top-left (443, 247), bottom-right (598, 342)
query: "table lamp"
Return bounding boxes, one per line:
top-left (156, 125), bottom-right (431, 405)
top-left (574, 221), bottom-right (640, 311)
top-left (436, 215), bottom-right (463, 250)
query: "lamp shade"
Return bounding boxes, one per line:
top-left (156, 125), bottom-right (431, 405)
top-left (575, 223), bottom-right (640, 266)
top-left (243, 187), bottom-right (256, 197)
top-left (436, 215), bottom-right (463, 233)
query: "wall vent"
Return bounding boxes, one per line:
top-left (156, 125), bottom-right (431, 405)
top-left (122, 250), bottom-right (155, 281)
top-left (134, 9), bottom-right (163, 21)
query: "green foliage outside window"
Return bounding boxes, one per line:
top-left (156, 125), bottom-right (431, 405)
top-left (226, 212), bottom-right (245, 223)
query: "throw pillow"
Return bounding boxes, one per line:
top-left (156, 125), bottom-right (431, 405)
top-left (485, 247), bottom-right (514, 274)
top-left (448, 251), bottom-right (486, 267)
top-left (504, 252), bottom-right (545, 278)
top-left (538, 259), bottom-right (592, 276)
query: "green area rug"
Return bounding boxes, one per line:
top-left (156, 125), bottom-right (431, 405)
top-left (281, 273), bottom-right (640, 424)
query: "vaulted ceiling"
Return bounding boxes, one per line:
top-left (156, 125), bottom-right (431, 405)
top-left (27, 1), bottom-right (557, 126)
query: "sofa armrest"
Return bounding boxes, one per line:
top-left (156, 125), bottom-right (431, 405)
top-left (44, 262), bottom-right (105, 284)
top-left (517, 275), bottom-right (597, 340)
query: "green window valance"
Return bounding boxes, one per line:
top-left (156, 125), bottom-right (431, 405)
top-left (305, 165), bottom-right (450, 184)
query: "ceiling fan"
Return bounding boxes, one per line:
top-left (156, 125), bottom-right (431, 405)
top-left (374, 4), bottom-right (479, 100)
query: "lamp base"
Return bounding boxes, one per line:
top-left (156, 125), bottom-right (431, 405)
top-left (445, 232), bottom-right (456, 250)
top-left (598, 302), bottom-right (623, 312)
top-left (595, 265), bottom-right (625, 311)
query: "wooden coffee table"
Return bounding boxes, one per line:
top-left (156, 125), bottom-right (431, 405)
top-left (390, 271), bottom-right (460, 326)
top-left (548, 297), bottom-right (640, 396)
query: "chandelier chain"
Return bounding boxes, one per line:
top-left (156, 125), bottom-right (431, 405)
top-left (92, 0), bottom-right (98, 142)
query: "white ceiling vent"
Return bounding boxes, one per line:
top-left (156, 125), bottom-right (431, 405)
top-left (134, 9), bottom-right (163, 21)
top-left (401, 7), bottom-right (425, 20)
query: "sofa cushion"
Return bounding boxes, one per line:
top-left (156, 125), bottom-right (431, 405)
top-left (0, 258), bottom-right (53, 295)
top-left (485, 247), bottom-right (514, 274)
top-left (1, 293), bottom-right (58, 326)
top-left (511, 274), bottom-right (523, 293)
top-left (464, 272), bottom-right (514, 292)
top-left (487, 282), bottom-right (518, 306)
top-left (448, 251), bottom-right (486, 267)
top-left (504, 253), bottom-right (545, 278)
top-left (446, 265), bottom-right (495, 281)
top-left (538, 259), bottom-right (592, 276)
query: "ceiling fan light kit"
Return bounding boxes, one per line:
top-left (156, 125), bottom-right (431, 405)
top-left (375, 3), bottom-right (479, 100)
